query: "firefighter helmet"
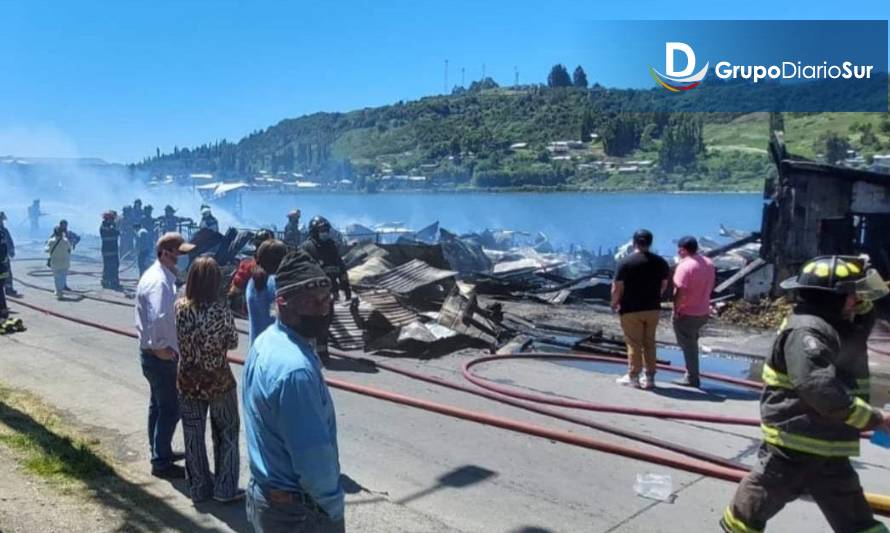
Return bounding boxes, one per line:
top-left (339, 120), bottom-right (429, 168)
top-left (309, 216), bottom-right (331, 239)
top-left (288, 209), bottom-right (301, 219)
top-left (780, 256), bottom-right (867, 295)
top-left (253, 229), bottom-right (274, 245)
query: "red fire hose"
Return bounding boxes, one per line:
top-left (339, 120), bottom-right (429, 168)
top-left (7, 296), bottom-right (890, 516)
top-left (462, 354), bottom-right (762, 426)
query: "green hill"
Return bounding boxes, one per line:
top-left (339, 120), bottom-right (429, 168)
top-left (136, 83), bottom-right (890, 193)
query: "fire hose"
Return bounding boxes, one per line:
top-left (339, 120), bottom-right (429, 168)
top-left (6, 295), bottom-right (890, 516)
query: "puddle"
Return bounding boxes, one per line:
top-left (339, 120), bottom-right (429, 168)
top-left (532, 341), bottom-right (763, 398)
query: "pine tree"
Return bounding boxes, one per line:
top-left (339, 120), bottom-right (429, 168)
top-left (572, 66), bottom-right (588, 88)
top-left (547, 64), bottom-right (572, 88)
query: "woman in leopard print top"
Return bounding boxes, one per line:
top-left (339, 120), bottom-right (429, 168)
top-left (176, 293), bottom-right (238, 399)
top-left (174, 256), bottom-right (243, 503)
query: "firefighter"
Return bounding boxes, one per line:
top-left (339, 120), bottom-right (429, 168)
top-left (199, 204), bottom-right (219, 233)
top-left (284, 209), bottom-right (302, 249)
top-left (0, 211), bottom-right (19, 297)
top-left (300, 216), bottom-right (350, 365)
top-left (119, 205), bottom-right (135, 258)
top-left (228, 229), bottom-right (275, 314)
top-left (27, 199), bottom-right (42, 235)
top-left (99, 211), bottom-right (121, 289)
top-left (134, 221), bottom-right (154, 276)
top-left (142, 204), bottom-right (157, 240)
top-left (159, 205), bottom-right (184, 234)
top-left (721, 255), bottom-right (890, 533)
top-left (0, 220), bottom-right (9, 319)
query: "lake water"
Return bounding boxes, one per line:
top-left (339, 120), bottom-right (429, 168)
top-left (240, 191), bottom-right (763, 253)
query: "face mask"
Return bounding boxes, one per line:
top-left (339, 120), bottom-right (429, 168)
top-left (318, 231), bottom-right (331, 241)
top-left (294, 314), bottom-right (330, 339)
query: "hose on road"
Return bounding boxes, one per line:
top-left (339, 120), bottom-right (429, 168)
top-left (7, 296), bottom-right (890, 516)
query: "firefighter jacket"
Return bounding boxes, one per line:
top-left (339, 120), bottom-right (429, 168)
top-left (284, 220), bottom-right (302, 248)
top-left (100, 220), bottom-right (120, 257)
top-left (760, 305), bottom-right (883, 457)
top-left (300, 237), bottom-right (350, 298)
top-left (0, 229), bottom-right (8, 281)
top-left (160, 214), bottom-right (183, 233)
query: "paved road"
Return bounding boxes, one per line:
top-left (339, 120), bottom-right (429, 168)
top-left (2, 247), bottom-right (889, 532)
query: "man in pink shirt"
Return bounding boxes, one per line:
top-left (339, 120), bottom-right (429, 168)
top-left (672, 236), bottom-right (715, 388)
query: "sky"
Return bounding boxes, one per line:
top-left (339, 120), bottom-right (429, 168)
top-left (0, 0), bottom-right (888, 163)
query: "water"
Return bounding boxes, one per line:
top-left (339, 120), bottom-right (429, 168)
top-left (240, 191), bottom-right (762, 252)
top-left (540, 343), bottom-right (762, 399)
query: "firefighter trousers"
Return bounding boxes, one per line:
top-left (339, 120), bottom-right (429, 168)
top-left (102, 254), bottom-right (119, 288)
top-left (722, 443), bottom-right (887, 533)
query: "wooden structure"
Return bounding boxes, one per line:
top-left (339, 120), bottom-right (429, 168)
top-left (761, 132), bottom-right (890, 293)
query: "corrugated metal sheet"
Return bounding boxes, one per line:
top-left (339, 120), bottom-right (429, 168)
top-left (437, 289), bottom-right (498, 345)
top-left (360, 259), bottom-right (456, 295)
top-left (329, 302), bottom-right (364, 351)
top-left (359, 289), bottom-right (418, 327)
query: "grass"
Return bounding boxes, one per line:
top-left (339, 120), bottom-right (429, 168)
top-left (705, 112), bottom-right (890, 160)
top-left (0, 384), bottom-right (112, 489)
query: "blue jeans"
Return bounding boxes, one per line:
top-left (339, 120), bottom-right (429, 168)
top-left (52, 269), bottom-right (67, 296)
top-left (180, 390), bottom-right (240, 501)
top-left (140, 351), bottom-right (180, 470)
top-left (246, 479), bottom-right (344, 533)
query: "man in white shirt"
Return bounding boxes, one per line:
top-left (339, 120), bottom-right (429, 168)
top-left (135, 232), bottom-right (195, 478)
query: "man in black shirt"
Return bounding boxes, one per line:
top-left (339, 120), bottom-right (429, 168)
top-left (611, 229), bottom-right (670, 389)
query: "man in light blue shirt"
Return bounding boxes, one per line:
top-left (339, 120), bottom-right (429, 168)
top-left (135, 232), bottom-right (195, 478)
top-left (242, 250), bottom-right (344, 532)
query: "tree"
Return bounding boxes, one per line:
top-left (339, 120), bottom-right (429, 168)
top-left (658, 114), bottom-right (704, 172)
top-left (547, 64), bottom-right (572, 88)
top-left (572, 66), bottom-right (588, 88)
top-left (579, 109), bottom-right (595, 143)
top-left (468, 77), bottom-right (499, 92)
top-left (600, 115), bottom-right (641, 157)
top-left (823, 132), bottom-right (850, 164)
top-left (859, 123), bottom-right (879, 147)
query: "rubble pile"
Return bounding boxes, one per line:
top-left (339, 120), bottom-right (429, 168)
top-left (212, 220), bottom-right (767, 358)
top-left (716, 297), bottom-right (791, 330)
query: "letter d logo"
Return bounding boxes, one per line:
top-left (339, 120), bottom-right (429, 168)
top-left (649, 41), bottom-right (709, 92)
top-left (666, 42), bottom-right (695, 77)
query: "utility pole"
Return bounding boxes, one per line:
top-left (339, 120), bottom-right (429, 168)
top-left (444, 59), bottom-right (449, 94)
top-left (461, 67), bottom-right (465, 87)
top-left (482, 63), bottom-right (486, 80)
top-left (514, 66), bottom-right (519, 87)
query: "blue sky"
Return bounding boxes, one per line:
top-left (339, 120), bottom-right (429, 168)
top-left (0, 0), bottom-right (887, 163)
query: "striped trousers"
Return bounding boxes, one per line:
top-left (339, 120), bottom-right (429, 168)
top-left (179, 389), bottom-right (240, 502)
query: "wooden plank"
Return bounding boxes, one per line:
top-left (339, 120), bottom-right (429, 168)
top-left (714, 258), bottom-right (767, 293)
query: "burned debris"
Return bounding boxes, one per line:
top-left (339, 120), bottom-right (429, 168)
top-left (761, 131), bottom-right (890, 294)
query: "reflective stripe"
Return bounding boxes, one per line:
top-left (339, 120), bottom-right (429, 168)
top-left (761, 365), bottom-right (793, 389)
top-left (721, 507), bottom-right (762, 533)
top-left (845, 397), bottom-right (874, 430)
top-left (761, 424), bottom-right (860, 457)
top-left (854, 378), bottom-right (870, 398)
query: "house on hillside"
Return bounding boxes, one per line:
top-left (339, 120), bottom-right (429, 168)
top-left (760, 132), bottom-right (890, 295)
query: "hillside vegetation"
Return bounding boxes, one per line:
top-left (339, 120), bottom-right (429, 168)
top-left (136, 76), bottom-right (890, 192)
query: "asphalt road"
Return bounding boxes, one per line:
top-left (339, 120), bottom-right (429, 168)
top-left (2, 243), bottom-right (889, 532)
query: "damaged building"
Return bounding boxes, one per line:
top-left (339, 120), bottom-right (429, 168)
top-left (760, 131), bottom-right (890, 295)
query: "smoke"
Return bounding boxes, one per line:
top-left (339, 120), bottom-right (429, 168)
top-left (0, 156), bottom-right (227, 241)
